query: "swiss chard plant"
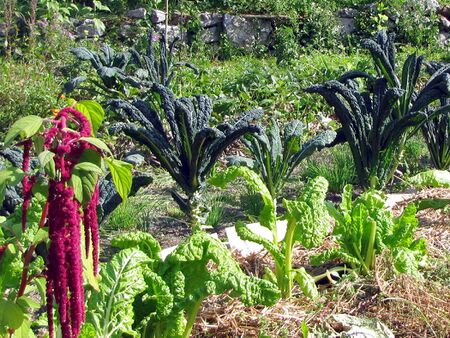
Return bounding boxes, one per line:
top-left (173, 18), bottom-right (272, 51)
top-left (312, 185), bottom-right (427, 277)
top-left (109, 84), bottom-right (262, 227)
top-left (211, 166), bottom-right (331, 299)
top-left (0, 102), bottom-right (132, 337)
top-left (64, 29), bottom-right (198, 99)
top-left (421, 61), bottom-right (450, 170)
top-left (81, 231), bottom-right (280, 338)
top-left (227, 118), bottom-right (336, 199)
top-left (306, 30), bottom-right (450, 188)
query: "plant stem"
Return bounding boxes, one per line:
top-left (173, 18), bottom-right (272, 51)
top-left (365, 220), bottom-right (377, 270)
top-left (282, 219), bottom-right (296, 299)
top-left (183, 298), bottom-right (203, 338)
top-left (16, 201), bottom-right (49, 300)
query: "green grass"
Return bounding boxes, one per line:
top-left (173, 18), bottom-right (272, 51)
top-left (0, 60), bottom-right (61, 137)
top-left (301, 144), bottom-right (357, 194)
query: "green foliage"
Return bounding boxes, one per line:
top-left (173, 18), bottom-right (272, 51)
top-left (65, 30), bottom-right (198, 99)
top-left (408, 169), bottom-right (450, 188)
top-left (227, 118), bottom-right (335, 198)
top-left (301, 144), bottom-right (357, 194)
top-left (298, 2), bottom-right (342, 50)
top-left (401, 135), bottom-right (429, 175)
top-left (420, 61), bottom-right (450, 170)
top-left (0, 60), bottom-right (60, 138)
top-left (84, 248), bottom-right (150, 337)
top-left (109, 84), bottom-right (262, 226)
top-left (211, 166), bottom-right (330, 298)
top-left (88, 231), bottom-right (279, 338)
top-left (273, 26), bottom-right (299, 64)
top-left (0, 198), bottom-right (47, 337)
top-left (312, 185), bottom-right (427, 276)
top-left (306, 31), bottom-right (450, 188)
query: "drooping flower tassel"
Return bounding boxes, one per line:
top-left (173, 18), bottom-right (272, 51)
top-left (21, 139), bottom-right (35, 231)
top-left (44, 107), bottom-right (94, 338)
top-left (83, 184), bottom-right (100, 275)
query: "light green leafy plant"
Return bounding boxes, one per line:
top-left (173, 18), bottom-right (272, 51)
top-left (81, 231), bottom-right (279, 338)
top-left (211, 166), bottom-right (331, 298)
top-left (312, 185), bottom-right (427, 276)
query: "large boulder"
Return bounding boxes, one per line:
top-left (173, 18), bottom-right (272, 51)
top-left (151, 9), bottom-right (166, 24)
top-left (155, 24), bottom-right (186, 43)
top-left (127, 8), bottom-right (147, 19)
top-left (223, 14), bottom-right (273, 49)
top-left (75, 19), bottom-right (105, 38)
top-left (199, 12), bottom-right (224, 28)
top-left (201, 25), bottom-right (222, 43)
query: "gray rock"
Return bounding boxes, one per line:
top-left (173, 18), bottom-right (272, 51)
top-left (338, 8), bottom-right (359, 18)
top-left (156, 23), bottom-right (186, 43)
top-left (171, 11), bottom-right (190, 25)
top-left (440, 15), bottom-right (450, 31)
top-left (339, 17), bottom-right (357, 35)
top-left (439, 31), bottom-right (450, 44)
top-left (331, 314), bottom-right (394, 338)
top-left (201, 25), bottom-right (222, 43)
top-left (124, 151), bottom-right (146, 166)
top-left (76, 19), bottom-right (105, 38)
top-left (119, 24), bottom-right (133, 38)
top-left (223, 14), bottom-right (273, 49)
top-left (402, 0), bottom-right (439, 13)
top-left (200, 12), bottom-right (224, 28)
top-left (127, 8), bottom-right (147, 19)
top-left (151, 9), bottom-right (166, 24)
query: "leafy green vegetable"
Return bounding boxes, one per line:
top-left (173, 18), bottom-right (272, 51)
top-left (211, 166), bottom-right (329, 298)
top-left (421, 61), bottom-right (450, 170)
top-left (65, 30), bottom-right (198, 98)
top-left (306, 30), bottom-right (450, 188)
top-left (312, 185), bottom-right (426, 276)
top-left (90, 231), bottom-right (280, 338)
top-left (408, 169), bottom-right (450, 188)
top-left (85, 248), bottom-right (150, 338)
top-left (227, 118), bottom-right (335, 198)
top-left (109, 85), bottom-right (262, 226)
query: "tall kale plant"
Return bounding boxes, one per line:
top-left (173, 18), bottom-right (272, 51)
top-left (306, 31), bottom-right (450, 188)
top-left (109, 84), bottom-right (262, 227)
top-left (421, 61), bottom-right (450, 170)
top-left (227, 118), bottom-right (336, 198)
top-left (65, 29), bottom-right (197, 99)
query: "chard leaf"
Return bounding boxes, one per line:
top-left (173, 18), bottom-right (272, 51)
top-left (210, 166), bottom-right (276, 230)
top-left (284, 176), bottom-right (330, 249)
top-left (111, 231), bottom-right (161, 261)
top-left (293, 268), bottom-right (319, 299)
top-left (85, 248), bottom-right (149, 338)
top-left (408, 169), bottom-right (450, 188)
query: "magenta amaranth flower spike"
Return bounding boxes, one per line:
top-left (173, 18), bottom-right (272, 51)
top-left (83, 184), bottom-right (100, 275)
top-left (21, 139), bottom-right (35, 232)
top-left (42, 107), bottom-right (99, 338)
